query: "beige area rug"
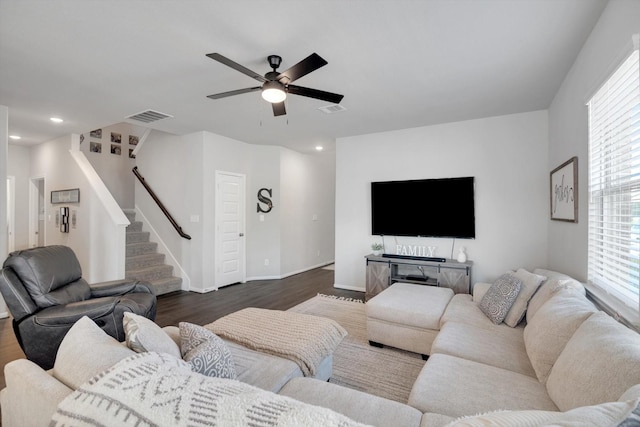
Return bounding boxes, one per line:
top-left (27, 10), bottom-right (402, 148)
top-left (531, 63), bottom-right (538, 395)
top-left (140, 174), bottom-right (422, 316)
top-left (288, 294), bottom-right (426, 404)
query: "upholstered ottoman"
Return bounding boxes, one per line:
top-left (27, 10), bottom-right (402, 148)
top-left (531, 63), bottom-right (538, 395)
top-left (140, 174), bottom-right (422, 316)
top-left (365, 283), bottom-right (454, 358)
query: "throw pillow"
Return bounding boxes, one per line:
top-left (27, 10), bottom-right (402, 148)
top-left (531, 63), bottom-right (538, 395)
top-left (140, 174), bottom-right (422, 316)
top-left (52, 316), bottom-right (136, 389)
top-left (503, 268), bottom-right (546, 327)
top-left (179, 322), bottom-right (237, 379)
top-left (478, 273), bottom-right (521, 325)
top-left (123, 312), bottom-right (181, 359)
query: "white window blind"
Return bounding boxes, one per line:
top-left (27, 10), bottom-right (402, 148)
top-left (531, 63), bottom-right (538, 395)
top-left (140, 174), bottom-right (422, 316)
top-left (587, 48), bottom-right (640, 311)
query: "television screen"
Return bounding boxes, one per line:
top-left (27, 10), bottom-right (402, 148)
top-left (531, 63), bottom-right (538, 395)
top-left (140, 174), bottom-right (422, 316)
top-left (371, 177), bottom-right (475, 239)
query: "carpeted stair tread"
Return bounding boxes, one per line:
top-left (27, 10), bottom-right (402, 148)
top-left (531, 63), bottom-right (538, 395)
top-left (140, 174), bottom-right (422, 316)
top-left (126, 231), bottom-right (150, 244)
top-left (126, 241), bottom-right (158, 256)
top-left (126, 264), bottom-right (174, 282)
top-left (123, 209), bottom-right (136, 223)
top-left (149, 276), bottom-right (182, 295)
top-left (126, 221), bottom-right (143, 232)
top-left (126, 253), bottom-right (166, 270)
top-left (122, 210), bottom-right (181, 296)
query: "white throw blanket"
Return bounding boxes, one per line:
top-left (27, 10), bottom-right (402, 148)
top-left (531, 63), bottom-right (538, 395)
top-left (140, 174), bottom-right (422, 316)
top-left (50, 352), bottom-right (370, 427)
top-left (206, 307), bottom-right (347, 376)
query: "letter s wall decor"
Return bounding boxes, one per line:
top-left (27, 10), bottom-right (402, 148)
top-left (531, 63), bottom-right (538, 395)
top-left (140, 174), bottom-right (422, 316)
top-left (257, 188), bottom-right (273, 213)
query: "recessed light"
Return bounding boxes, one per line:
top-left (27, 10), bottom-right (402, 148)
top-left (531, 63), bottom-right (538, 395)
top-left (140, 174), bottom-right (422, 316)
top-left (9, 135), bottom-right (21, 140)
top-left (50, 117), bottom-right (63, 123)
top-left (315, 146), bottom-right (323, 151)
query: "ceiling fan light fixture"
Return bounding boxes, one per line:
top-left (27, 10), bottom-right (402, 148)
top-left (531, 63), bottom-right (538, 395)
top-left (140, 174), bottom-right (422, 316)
top-left (261, 81), bottom-right (287, 103)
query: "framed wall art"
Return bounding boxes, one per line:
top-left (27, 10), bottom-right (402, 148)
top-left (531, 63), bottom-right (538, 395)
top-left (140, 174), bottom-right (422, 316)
top-left (51, 188), bottom-right (80, 204)
top-left (550, 156), bottom-right (578, 222)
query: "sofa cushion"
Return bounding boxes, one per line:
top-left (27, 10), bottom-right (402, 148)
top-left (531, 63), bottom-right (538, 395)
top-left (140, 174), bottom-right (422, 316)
top-left (51, 352), bottom-right (369, 427)
top-left (52, 316), bottom-right (135, 389)
top-left (503, 269), bottom-right (546, 327)
top-left (527, 269), bottom-right (585, 323)
top-left (366, 283), bottom-right (453, 330)
top-left (546, 311), bottom-right (640, 411)
top-left (280, 377), bottom-right (423, 427)
top-left (225, 340), bottom-right (304, 392)
top-left (166, 325), bottom-right (309, 393)
top-left (441, 294), bottom-right (512, 330)
top-left (431, 321), bottom-right (535, 377)
top-left (179, 322), bottom-right (237, 379)
top-left (408, 354), bottom-right (557, 418)
top-left (444, 398), bottom-right (640, 426)
top-left (123, 312), bottom-right (181, 358)
top-left (478, 274), bottom-right (521, 324)
top-left (523, 288), bottom-right (597, 384)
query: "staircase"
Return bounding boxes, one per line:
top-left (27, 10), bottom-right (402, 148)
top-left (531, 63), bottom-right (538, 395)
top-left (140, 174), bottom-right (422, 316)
top-left (124, 209), bottom-right (182, 295)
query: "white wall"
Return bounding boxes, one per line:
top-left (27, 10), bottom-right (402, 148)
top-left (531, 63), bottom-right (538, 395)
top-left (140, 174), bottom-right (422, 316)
top-left (80, 122), bottom-right (145, 209)
top-left (335, 110), bottom-right (549, 291)
top-left (548, 0), bottom-right (640, 281)
top-left (135, 130), bottom-right (203, 288)
top-left (30, 135), bottom-right (127, 283)
top-left (136, 129), bottom-right (336, 292)
top-left (280, 149), bottom-right (336, 274)
top-left (8, 144), bottom-right (30, 249)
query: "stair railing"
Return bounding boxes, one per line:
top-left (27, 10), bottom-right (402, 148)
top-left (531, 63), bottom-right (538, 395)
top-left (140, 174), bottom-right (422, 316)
top-left (132, 166), bottom-right (192, 240)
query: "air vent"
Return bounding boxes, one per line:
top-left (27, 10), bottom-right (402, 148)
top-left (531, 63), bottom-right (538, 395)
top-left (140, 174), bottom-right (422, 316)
top-left (318, 104), bottom-right (347, 114)
top-left (126, 109), bottom-right (173, 123)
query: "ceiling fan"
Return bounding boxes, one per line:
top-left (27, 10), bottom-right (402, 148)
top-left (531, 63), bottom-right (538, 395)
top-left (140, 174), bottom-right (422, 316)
top-left (206, 52), bottom-right (344, 116)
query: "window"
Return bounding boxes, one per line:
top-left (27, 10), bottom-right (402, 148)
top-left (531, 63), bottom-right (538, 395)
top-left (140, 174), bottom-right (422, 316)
top-left (587, 47), bottom-right (640, 312)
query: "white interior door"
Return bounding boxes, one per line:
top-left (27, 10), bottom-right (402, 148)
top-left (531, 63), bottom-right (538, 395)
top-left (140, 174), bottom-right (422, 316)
top-left (215, 171), bottom-right (246, 288)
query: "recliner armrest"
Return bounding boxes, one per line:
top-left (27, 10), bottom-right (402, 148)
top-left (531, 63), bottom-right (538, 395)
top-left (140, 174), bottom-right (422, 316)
top-left (34, 297), bottom-right (119, 326)
top-left (90, 279), bottom-right (155, 297)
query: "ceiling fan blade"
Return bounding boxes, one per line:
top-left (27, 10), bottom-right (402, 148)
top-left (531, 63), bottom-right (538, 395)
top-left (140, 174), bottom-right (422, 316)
top-left (206, 53), bottom-right (267, 83)
top-left (287, 85), bottom-right (344, 104)
top-left (277, 53), bottom-right (327, 84)
top-left (207, 87), bottom-right (261, 99)
top-left (272, 102), bottom-right (286, 116)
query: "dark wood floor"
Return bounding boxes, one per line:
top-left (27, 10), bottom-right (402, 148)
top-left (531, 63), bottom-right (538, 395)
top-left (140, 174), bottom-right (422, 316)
top-left (0, 265), bottom-right (363, 389)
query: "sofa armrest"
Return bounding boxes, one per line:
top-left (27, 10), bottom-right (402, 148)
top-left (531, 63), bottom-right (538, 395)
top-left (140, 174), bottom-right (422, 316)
top-left (90, 279), bottom-right (155, 297)
top-left (472, 282), bottom-right (492, 303)
top-left (2, 359), bottom-right (73, 427)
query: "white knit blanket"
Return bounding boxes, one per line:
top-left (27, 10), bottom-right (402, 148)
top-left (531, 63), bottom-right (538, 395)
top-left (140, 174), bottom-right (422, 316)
top-left (206, 307), bottom-right (347, 376)
top-left (50, 352), bottom-right (370, 427)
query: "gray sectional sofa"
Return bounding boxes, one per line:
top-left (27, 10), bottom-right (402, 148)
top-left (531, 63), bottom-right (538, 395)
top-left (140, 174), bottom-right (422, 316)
top-left (2, 269), bottom-right (640, 426)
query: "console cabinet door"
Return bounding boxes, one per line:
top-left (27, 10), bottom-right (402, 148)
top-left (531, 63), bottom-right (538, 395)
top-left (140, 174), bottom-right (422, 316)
top-left (366, 261), bottom-right (390, 300)
top-left (439, 268), bottom-right (470, 294)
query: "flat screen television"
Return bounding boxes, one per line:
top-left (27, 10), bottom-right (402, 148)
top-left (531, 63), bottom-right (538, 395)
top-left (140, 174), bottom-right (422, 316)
top-left (371, 177), bottom-right (475, 239)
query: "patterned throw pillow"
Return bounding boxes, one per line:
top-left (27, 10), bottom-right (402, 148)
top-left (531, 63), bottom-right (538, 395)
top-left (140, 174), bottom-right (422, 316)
top-left (478, 273), bottom-right (522, 325)
top-left (123, 312), bottom-right (181, 359)
top-left (179, 322), bottom-right (237, 379)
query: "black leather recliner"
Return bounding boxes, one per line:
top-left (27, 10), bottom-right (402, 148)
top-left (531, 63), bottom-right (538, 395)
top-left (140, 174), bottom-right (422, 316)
top-left (0, 245), bottom-right (157, 369)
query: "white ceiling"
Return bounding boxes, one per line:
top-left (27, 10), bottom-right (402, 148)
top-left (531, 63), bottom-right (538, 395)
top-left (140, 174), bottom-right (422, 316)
top-left (0, 0), bottom-right (607, 153)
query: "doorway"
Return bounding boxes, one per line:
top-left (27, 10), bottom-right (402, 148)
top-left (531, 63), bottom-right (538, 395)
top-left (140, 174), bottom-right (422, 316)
top-left (215, 171), bottom-right (246, 288)
top-left (6, 176), bottom-right (14, 252)
top-left (29, 177), bottom-right (45, 248)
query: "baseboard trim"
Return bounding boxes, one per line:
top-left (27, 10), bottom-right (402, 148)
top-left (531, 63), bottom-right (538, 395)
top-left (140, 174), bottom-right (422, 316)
top-left (333, 283), bottom-right (365, 292)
